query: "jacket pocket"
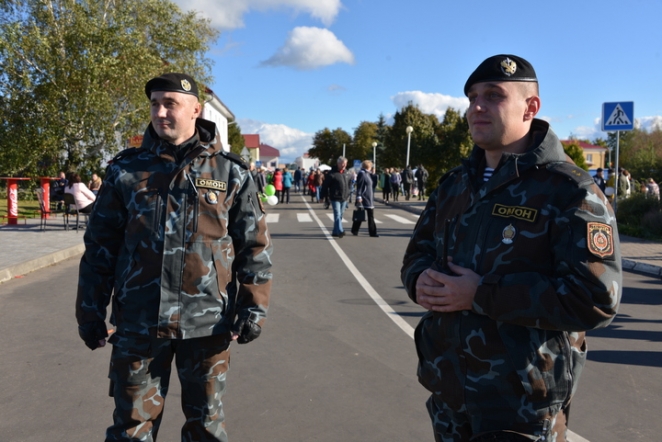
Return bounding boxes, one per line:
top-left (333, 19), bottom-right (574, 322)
top-left (497, 324), bottom-right (572, 407)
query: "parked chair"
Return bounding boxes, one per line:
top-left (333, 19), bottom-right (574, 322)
top-left (63, 193), bottom-right (89, 232)
top-left (35, 189), bottom-right (52, 231)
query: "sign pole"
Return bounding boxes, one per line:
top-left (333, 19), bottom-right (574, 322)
top-left (614, 131), bottom-right (620, 213)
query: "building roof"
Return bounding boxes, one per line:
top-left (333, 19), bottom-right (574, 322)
top-left (204, 87), bottom-right (235, 121)
top-left (561, 140), bottom-right (607, 151)
top-left (243, 134), bottom-right (260, 149)
top-left (259, 143), bottom-right (280, 157)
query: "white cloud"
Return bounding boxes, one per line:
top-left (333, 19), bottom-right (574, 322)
top-left (391, 91), bottom-right (469, 120)
top-left (238, 118), bottom-right (314, 160)
top-left (261, 27), bottom-right (354, 70)
top-left (637, 116), bottom-right (662, 131)
top-left (173, 0), bottom-right (342, 30)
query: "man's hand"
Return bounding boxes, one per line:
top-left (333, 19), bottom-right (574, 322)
top-left (231, 318), bottom-right (262, 344)
top-left (415, 261), bottom-right (481, 312)
top-left (78, 321), bottom-right (109, 350)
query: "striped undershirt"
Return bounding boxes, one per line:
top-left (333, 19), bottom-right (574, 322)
top-left (483, 167), bottom-right (495, 182)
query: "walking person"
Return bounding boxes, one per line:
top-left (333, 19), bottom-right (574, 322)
top-left (382, 168), bottom-right (392, 204)
top-left (402, 165), bottom-right (414, 200)
top-left (351, 160), bottom-right (379, 237)
top-left (415, 164), bottom-right (429, 200)
top-left (321, 156), bottom-right (351, 238)
top-left (76, 72), bottom-right (273, 442)
top-left (390, 168), bottom-right (401, 201)
top-left (273, 168), bottom-right (283, 201)
top-left (308, 170), bottom-right (317, 201)
top-left (314, 169), bottom-right (325, 203)
top-left (401, 55), bottom-right (621, 442)
top-left (281, 168), bottom-right (293, 203)
top-left (294, 167), bottom-right (302, 193)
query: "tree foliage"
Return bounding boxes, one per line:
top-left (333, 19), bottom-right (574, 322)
top-left (0, 0), bottom-right (218, 177)
top-left (308, 127), bottom-right (352, 165)
top-left (227, 122), bottom-right (243, 156)
top-left (561, 142), bottom-right (589, 171)
top-left (607, 128), bottom-right (662, 183)
top-left (351, 121), bottom-right (377, 164)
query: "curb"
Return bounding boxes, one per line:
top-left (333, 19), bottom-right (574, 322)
top-left (379, 199), bottom-right (662, 279)
top-left (0, 243), bottom-right (86, 284)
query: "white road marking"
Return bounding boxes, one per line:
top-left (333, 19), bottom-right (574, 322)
top-left (303, 198), bottom-right (414, 339)
top-left (265, 213), bottom-right (279, 223)
top-left (326, 213), bottom-right (348, 223)
top-left (302, 195), bottom-right (588, 442)
top-left (297, 213), bottom-right (313, 222)
top-left (384, 214), bottom-right (416, 224)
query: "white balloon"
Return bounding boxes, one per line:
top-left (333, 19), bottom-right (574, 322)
top-left (605, 187), bottom-right (614, 196)
top-left (267, 195), bottom-right (279, 206)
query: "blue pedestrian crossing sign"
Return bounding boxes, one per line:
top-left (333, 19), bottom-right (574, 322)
top-left (602, 102), bottom-right (634, 131)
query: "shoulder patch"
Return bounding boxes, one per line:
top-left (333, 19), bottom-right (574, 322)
top-left (587, 222), bottom-right (615, 260)
top-left (221, 151), bottom-right (249, 169)
top-left (546, 162), bottom-right (593, 185)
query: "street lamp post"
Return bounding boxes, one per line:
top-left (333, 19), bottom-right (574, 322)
top-left (406, 126), bottom-right (413, 167)
top-left (372, 141), bottom-right (377, 171)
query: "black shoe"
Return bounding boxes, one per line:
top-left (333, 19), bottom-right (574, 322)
top-left (351, 231), bottom-right (358, 236)
top-left (339, 232), bottom-right (345, 238)
top-left (332, 233), bottom-right (340, 237)
top-left (370, 234), bottom-right (379, 237)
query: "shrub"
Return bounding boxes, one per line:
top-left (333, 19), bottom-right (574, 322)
top-left (617, 193), bottom-right (662, 239)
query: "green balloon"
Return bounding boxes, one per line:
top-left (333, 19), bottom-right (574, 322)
top-left (265, 184), bottom-right (276, 196)
top-left (260, 194), bottom-right (268, 202)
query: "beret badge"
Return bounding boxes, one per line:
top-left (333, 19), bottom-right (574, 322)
top-left (500, 57), bottom-right (517, 76)
top-left (181, 79), bottom-right (192, 92)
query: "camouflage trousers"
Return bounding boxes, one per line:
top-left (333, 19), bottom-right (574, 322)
top-left (426, 394), bottom-right (569, 442)
top-left (106, 333), bottom-right (232, 442)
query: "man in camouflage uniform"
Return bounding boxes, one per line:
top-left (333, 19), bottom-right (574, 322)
top-left (76, 73), bottom-right (273, 442)
top-left (401, 55), bottom-right (622, 442)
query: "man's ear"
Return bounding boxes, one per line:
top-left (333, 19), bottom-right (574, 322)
top-left (524, 95), bottom-right (540, 121)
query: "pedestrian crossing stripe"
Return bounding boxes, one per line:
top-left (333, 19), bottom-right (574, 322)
top-left (384, 214), bottom-right (416, 224)
top-left (297, 213), bottom-right (312, 222)
top-left (605, 103), bottom-right (632, 127)
top-left (264, 212), bottom-right (417, 225)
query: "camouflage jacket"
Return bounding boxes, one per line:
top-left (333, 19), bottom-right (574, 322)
top-left (401, 120), bottom-right (621, 430)
top-left (76, 119), bottom-right (273, 339)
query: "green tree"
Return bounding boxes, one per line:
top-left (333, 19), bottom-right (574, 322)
top-left (309, 127), bottom-right (352, 165)
top-left (426, 108), bottom-right (472, 187)
top-left (227, 122), bottom-right (243, 156)
top-left (561, 141), bottom-right (589, 171)
top-left (351, 121), bottom-right (378, 163)
top-left (383, 102), bottom-right (438, 168)
top-left (0, 0), bottom-right (218, 177)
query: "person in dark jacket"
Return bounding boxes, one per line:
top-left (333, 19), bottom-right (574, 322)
top-left (401, 55), bottom-right (621, 442)
top-left (415, 164), bottom-right (429, 200)
top-left (321, 156), bottom-right (351, 237)
top-left (401, 165), bottom-right (414, 200)
top-left (351, 160), bottom-right (378, 237)
top-left (76, 73), bottom-right (273, 441)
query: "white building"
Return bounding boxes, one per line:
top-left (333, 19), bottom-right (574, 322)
top-left (201, 87), bottom-right (235, 152)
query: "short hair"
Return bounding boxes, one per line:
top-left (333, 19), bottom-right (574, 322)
top-left (337, 156), bottom-right (347, 164)
top-left (361, 160), bottom-right (373, 169)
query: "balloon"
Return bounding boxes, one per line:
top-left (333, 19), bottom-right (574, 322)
top-left (605, 187), bottom-right (614, 196)
top-left (267, 195), bottom-right (279, 206)
top-left (260, 193), bottom-right (268, 202)
top-left (265, 184), bottom-right (276, 196)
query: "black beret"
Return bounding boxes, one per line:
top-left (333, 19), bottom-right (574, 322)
top-left (145, 72), bottom-right (199, 99)
top-left (464, 54), bottom-right (537, 96)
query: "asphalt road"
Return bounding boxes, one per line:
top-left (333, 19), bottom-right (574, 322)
top-left (0, 193), bottom-right (660, 442)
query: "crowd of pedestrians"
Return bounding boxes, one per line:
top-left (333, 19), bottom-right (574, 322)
top-left (593, 166), bottom-right (660, 201)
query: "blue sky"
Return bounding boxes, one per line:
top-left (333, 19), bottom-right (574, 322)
top-left (174, 0), bottom-right (662, 163)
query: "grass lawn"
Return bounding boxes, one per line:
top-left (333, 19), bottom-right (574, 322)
top-left (0, 199), bottom-right (45, 219)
